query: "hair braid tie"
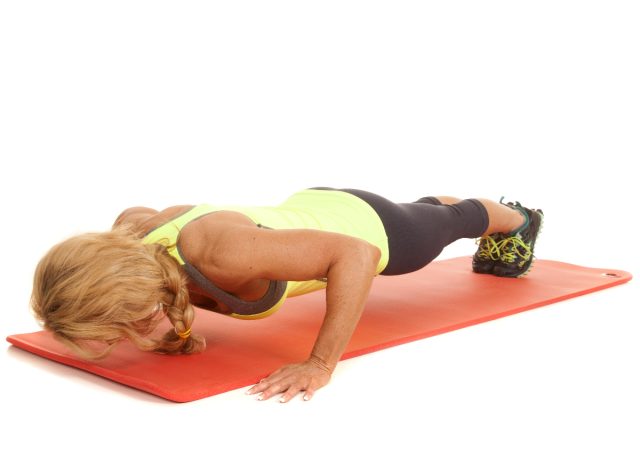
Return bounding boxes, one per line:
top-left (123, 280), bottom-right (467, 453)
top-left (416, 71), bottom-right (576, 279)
top-left (175, 326), bottom-right (192, 340)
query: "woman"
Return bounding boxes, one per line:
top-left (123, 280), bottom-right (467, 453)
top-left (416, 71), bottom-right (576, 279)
top-left (31, 188), bottom-right (543, 402)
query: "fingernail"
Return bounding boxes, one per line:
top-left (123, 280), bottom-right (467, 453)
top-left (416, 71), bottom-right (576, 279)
top-left (257, 394), bottom-right (263, 401)
top-left (303, 395), bottom-right (310, 401)
top-left (279, 397), bottom-right (286, 403)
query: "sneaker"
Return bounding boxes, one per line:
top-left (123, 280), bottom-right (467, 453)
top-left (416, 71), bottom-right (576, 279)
top-left (472, 233), bottom-right (505, 274)
top-left (492, 200), bottom-right (544, 278)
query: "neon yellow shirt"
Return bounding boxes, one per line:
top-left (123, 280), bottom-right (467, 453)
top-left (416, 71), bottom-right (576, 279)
top-left (143, 189), bottom-right (389, 319)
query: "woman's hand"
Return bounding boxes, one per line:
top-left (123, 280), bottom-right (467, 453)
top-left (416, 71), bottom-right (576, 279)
top-left (246, 356), bottom-right (333, 403)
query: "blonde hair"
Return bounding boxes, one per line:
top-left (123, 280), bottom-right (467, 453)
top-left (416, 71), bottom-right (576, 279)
top-left (31, 225), bottom-right (205, 359)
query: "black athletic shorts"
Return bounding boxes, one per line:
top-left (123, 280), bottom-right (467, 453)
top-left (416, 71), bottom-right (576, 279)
top-left (314, 188), bottom-right (489, 275)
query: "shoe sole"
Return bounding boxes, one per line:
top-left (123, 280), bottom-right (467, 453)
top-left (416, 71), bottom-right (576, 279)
top-left (472, 263), bottom-right (495, 274)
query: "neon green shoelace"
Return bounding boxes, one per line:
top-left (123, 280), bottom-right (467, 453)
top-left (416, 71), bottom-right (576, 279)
top-left (477, 234), bottom-right (532, 265)
top-left (476, 236), bottom-right (503, 260)
top-left (498, 236), bottom-right (532, 264)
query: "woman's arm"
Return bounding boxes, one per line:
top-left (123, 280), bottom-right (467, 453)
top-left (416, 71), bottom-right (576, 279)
top-left (112, 207), bottom-right (159, 229)
top-left (113, 205), bottom-right (194, 234)
top-left (196, 220), bottom-right (381, 402)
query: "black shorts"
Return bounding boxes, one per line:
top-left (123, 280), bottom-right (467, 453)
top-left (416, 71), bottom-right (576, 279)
top-left (314, 188), bottom-right (489, 275)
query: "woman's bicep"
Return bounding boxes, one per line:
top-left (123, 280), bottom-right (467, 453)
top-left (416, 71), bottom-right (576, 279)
top-left (214, 226), bottom-right (369, 282)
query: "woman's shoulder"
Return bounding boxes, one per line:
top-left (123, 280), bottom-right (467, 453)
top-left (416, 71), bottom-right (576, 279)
top-left (113, 205), bottom-right (195, 234)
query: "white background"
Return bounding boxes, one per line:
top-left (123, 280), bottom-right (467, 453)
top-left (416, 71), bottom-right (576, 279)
top-left (1, 1), bottom-right (638, 466)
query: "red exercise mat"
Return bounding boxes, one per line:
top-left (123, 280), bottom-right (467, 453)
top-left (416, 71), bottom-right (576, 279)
top-left (6, 257), bottom-right (632, 402)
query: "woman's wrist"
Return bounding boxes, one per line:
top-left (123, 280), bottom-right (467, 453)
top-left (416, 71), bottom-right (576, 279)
top-left (308, 353), bottom-right (335, 374)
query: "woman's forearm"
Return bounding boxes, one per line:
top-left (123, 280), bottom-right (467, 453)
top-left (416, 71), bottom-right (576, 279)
top-left (309, 242), bottom-right (380, 370)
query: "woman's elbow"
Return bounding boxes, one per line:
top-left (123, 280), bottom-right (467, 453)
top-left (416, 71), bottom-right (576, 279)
top-left (368, 243), bottom-right (382, 270)
top-left (351, 239), bottom-right (381, 274)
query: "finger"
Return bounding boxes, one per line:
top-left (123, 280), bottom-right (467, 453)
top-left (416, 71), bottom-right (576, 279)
top-left (302, 388), bottom-right (315, 401)
top-left (258, 380), bottom-right (290, 401)
top-left (246, 364), bottom-right (294, 395)
top-left (279, 385), bottom-right (303, 403)
top-left (245, 378), bottom-right (267, 395)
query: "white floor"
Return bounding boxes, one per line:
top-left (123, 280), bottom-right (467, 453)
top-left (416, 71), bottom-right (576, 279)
top-left (1, 2), bottom-right (638, 467)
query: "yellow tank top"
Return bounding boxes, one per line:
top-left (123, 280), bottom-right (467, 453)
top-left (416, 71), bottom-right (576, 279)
top-left (142, 189), bottom-right (389, 319)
